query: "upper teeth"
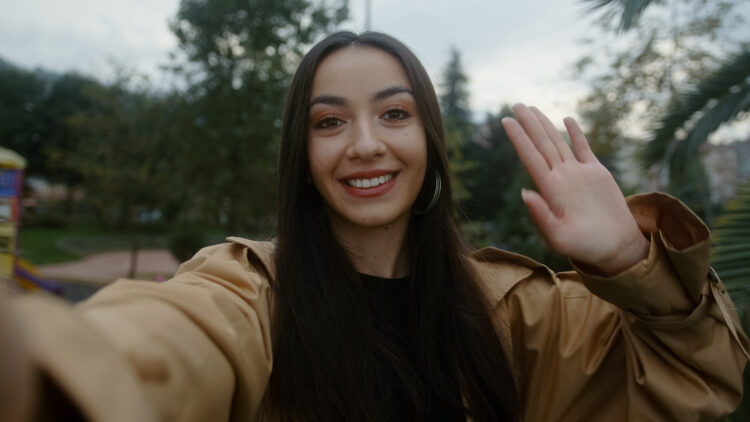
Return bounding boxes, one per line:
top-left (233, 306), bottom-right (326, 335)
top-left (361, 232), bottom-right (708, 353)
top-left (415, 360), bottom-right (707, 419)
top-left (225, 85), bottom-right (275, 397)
top-left (347, 173), bottom-right (393, 188)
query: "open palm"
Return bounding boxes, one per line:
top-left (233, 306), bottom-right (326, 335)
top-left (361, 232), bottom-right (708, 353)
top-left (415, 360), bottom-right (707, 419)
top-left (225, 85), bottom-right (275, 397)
top-left (501, 104), bottom-right (649, 275)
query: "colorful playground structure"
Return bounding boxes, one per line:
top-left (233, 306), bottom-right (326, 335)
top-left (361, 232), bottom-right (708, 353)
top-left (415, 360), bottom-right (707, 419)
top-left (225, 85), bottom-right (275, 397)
top-left (0, 146), bottom-right (60, 293)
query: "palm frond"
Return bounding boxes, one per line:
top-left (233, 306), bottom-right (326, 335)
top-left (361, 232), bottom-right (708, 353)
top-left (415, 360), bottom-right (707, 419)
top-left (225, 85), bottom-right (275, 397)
top-left (713, 181), bottom-right (750, 310)
top-left (581, 0), bottom-right (656, 31)
top-left (639, 49), bottom-right (750, 171)
top-left (670, 84), bottom-right (750, 177)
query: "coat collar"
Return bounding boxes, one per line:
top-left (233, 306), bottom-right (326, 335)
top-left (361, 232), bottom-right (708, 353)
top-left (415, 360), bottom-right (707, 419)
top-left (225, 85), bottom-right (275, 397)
top-left (226, 236), bottom-right (276, 282)
top-left (226, 236), bottom-right (541, 304)
top-left (470, 247), bottom-right (550, 304)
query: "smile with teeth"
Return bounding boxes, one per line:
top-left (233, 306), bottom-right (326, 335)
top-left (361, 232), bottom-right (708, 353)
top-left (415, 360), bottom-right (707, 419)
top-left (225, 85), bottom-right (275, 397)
top-left (345, 173), bottom-right (394, 189)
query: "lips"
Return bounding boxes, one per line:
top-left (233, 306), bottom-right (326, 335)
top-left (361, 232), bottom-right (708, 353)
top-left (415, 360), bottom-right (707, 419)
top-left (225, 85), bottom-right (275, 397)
top-left (340, 170), bottom-right (399, 198)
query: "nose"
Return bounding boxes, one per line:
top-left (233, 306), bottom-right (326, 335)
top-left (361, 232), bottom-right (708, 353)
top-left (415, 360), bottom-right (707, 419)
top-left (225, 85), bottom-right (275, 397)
top-left (347, 119), bottom-right (386, 160)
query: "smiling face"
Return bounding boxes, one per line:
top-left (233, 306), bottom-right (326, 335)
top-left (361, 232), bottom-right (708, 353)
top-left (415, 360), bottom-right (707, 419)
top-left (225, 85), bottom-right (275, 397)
top-left (307, 46), bottom-right (427, 235)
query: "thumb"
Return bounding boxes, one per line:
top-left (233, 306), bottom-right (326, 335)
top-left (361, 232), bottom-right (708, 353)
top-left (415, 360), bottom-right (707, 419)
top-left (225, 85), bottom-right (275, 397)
top-left (521, 188), bottom-right (558, 242)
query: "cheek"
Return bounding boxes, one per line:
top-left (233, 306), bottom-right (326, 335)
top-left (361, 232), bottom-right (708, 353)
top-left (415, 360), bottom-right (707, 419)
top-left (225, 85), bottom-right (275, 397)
top-left (307, 141), bottom-right (335, 183)
top-left (396, 130), bottom-right (427, 166)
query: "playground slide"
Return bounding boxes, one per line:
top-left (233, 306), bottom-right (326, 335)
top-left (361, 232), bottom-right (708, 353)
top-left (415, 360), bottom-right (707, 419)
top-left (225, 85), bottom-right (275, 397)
top-left (14, 258), bottom-right (62, 295)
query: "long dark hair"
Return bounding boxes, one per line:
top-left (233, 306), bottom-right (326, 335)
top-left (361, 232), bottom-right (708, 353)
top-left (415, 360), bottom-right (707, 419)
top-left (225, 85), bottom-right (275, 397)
top-left (267, 31), bottom-right (520, 421)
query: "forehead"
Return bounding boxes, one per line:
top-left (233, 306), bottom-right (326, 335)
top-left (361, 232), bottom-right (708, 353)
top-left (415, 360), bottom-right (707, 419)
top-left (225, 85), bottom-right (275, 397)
top-left (311, 46), bottom-right (411, 97)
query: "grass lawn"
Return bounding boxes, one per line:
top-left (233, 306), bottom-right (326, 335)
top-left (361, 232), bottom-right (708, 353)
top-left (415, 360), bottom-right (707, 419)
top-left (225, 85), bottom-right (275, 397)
top-left (18, 225), bottom-right (170, 265)
top-left (18, 223), bottom-right (234, 266)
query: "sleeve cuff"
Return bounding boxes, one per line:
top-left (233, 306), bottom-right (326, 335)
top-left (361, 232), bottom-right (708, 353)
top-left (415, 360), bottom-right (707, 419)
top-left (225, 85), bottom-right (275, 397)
top-left (574, 192), bottom-right (711, 316)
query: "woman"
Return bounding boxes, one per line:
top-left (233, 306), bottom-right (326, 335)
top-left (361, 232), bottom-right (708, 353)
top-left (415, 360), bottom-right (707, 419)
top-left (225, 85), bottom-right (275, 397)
top-left (6, 31), bottom-right (749, 421)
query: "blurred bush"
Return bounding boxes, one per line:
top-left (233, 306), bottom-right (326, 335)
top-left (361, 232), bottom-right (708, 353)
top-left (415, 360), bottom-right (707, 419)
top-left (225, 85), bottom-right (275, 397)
top-left (167, 226), bottom-right (205, 263)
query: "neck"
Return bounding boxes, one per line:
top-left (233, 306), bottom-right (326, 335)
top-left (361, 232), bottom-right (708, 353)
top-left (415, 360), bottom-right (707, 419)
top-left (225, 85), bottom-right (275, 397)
top-left (329, 214), bottom-right (410, 279)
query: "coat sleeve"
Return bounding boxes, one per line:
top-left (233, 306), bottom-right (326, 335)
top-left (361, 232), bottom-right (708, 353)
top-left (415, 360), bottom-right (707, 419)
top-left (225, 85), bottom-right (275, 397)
top-left (9, 242), bottom-right (274, 422)
top-left (492, 192), bottom-right (749, 422)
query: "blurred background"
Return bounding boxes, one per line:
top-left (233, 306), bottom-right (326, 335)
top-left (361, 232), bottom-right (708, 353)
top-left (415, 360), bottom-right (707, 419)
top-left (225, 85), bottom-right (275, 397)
top-left (0, 0), bottom-right (749, 418)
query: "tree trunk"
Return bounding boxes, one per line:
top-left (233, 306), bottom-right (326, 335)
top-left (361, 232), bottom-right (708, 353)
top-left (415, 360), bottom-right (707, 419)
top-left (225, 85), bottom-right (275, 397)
top-left (127, 208), bottom-right (138, 279)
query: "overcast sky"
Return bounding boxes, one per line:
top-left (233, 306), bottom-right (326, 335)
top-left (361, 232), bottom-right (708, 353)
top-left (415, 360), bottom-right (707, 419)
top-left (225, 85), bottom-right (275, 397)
top-left (0, 0), bottom-right (611, 124)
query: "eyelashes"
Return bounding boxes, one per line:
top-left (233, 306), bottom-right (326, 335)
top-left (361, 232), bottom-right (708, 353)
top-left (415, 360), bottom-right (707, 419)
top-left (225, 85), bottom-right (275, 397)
top-left (310, 105), bottom-right (413, 130)
top-left (313, 113), bottom-right (345, 129)
top-left (380, 105), bottom-right (411, 121)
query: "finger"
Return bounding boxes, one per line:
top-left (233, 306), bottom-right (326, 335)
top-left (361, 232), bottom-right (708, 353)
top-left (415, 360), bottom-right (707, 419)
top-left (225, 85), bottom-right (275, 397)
top-left (563, 117), bottom-right (597, 163)
top-left (521, 188), bottom-right (560, 245)
top-left (511, 103), bottom-right (561, 167)
top-left (502, 117), bottom-right (551, 184)
top-left (529, 106), bottom-right (574, 162)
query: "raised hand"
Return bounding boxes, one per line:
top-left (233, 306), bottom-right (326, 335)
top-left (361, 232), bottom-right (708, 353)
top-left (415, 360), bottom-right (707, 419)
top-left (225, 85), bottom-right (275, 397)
top-left (501, 104), bottom-right (649, 276)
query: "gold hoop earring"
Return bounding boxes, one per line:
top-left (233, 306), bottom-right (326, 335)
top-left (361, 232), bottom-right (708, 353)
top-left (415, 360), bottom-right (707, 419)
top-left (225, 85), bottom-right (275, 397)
top-left (414, 170), bottom-right (442, 215)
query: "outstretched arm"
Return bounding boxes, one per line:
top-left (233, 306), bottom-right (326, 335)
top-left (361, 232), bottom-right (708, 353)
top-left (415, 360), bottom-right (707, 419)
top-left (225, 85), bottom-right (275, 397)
top-left (501, 103), bottom-right (649, 275)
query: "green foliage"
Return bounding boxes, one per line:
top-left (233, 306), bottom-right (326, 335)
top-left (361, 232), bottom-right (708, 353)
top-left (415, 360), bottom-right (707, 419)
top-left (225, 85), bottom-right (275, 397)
top-left (713, 181), bottom-right (750, 308)
top-left (589, 3), bottom-right (750, 418)
top-left (576, 0), bottom-right (745, 218)
top-left (640, 49), bottom-right (750, 178)
top-left (583, 0), bottom-right (656, 31)
top-left (440, 47), bottom-right (472, 133)
top-left (712, 182), bottom-right (750, 422)
top-left (167, 225), bottom-right (206, 262)
top-left (0, 64), bottom-right (100, 193)
top-left (439, 47), bottom-right (474, 205)
top-left (462, 107), bottom-right (570, 271)
top-left (166, 0), bottom-right (348, 233)
top-left (64, 71), bottom-right (168, 228)
top-left (0, 64), bottom-right (44, 171)
top-left (463, 107), bottom-right (516, 221)
top-left (1, 1), bottom-right (351, 244)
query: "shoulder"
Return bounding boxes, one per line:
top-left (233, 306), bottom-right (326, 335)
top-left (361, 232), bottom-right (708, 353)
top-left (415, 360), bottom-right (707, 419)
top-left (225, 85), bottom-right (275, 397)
top-left (469, 247), bottom-right (559, 304)
top-left (174, 237), bottom-right (276, 285)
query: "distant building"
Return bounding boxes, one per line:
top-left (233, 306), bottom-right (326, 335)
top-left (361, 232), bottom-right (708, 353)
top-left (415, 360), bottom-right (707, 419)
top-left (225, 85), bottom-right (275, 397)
top-left (616, 138), bottom-right (749, 206)
top-left (703, 140), bottom-right (750, 205)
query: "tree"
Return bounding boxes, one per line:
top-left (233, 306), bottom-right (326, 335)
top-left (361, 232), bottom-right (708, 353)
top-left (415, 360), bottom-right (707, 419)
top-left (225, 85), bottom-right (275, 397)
top-left (37, 73), bottom-right (104, 216)
top-left (584, 0), bottom-right (657, 32)
top-left (0, 63), bottom-right (44, 174)
top-left (712, 181), bottom-right (750, 308)
top-left (584, 1), bottom-right (749, 187)
top-left (462, 106), bottom-right (570, 271)
top-left (440, 47), bottom-right (472, 135)
top-left (584, 2), bottom-right (750, 419)
top-left (640, 50), bottom-right (750, 180)
top-left (166, 0), bottom-right (348, 233)
top-left (0, 62), bottom-right (103, 219)
top-left (64, 71), bottom-right (169, 277)
top-left (576, 0), bottom-right (747, 219)
top-left (439, 47), bottom-right (473, 204)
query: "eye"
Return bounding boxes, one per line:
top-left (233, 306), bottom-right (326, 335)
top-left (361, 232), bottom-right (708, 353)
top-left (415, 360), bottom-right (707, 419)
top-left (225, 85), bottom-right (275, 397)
top-left (381, 106), bottom-right (410, 121)
top-left (314, 115), bottom-right (345, 129)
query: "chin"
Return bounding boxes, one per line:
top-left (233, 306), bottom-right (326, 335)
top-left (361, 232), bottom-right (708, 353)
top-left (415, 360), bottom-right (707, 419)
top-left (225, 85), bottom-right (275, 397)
top-left (332, 208), bottom-right (411, 231)
top-left (351, 215), bottom-right (403, 229)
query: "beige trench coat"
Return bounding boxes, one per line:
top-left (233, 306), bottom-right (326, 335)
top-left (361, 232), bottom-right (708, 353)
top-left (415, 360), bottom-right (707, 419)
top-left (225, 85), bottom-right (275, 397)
top-left (8, 193), bottom-right (750, 421)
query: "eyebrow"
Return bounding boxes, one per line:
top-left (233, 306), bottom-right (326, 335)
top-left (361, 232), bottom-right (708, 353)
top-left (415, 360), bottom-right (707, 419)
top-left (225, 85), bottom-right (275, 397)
top-left (372, 86), bottom-right (413, 102)
top-left (308, 86), bottom-right (414, 108)
top-left (308, 95), bottom-right (345, 108)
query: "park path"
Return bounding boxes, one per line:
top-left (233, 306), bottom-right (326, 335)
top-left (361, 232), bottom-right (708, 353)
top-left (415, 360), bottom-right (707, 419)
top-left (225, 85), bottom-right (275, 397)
top-left (38, 249), bottom-right (181, 286)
